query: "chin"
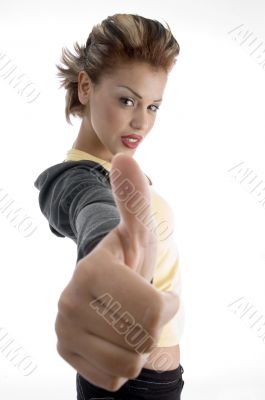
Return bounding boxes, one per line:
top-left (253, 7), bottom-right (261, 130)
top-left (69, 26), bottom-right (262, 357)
top-left (117, 148), bottom-right (136, 156)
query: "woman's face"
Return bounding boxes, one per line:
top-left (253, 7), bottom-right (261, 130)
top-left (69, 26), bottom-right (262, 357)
top-left (77, 61), bottom-right (168, 162)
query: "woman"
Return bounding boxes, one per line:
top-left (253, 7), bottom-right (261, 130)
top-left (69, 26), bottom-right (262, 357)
top-left (34, 13), bottom-right (185, 399)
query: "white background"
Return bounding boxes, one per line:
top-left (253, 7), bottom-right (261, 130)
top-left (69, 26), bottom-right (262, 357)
top-left (0, 0), bottom-right (265, 399)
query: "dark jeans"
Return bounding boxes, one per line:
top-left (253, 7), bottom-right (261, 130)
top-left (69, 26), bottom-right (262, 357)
top-left (76, 364), bottom-right (185, 399)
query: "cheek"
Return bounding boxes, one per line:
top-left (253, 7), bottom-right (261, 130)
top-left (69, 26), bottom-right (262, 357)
top-left (90, 101), bottom-right (111, 132)
top-left (91, 98), bottom-right (127, 135)
top-left (103, 102), bottom-right (126, 127)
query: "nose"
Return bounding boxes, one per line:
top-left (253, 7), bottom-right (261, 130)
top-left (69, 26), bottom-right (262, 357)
top-left (130, 108), bottom-right (150, 132)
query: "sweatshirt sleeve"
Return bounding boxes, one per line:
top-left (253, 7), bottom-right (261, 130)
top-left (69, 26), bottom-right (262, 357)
top-left (35, 161), bottom-right (154, 283)
top-left (62, 167), bottom-right (121, 264)
top-left (34, 162), bottom-right (120, 263)
top-left (72, 176), bottom-right (121, 263)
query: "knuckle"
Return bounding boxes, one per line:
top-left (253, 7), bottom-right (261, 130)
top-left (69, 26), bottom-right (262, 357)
top-left (127, 358), bottom-right (143, 378)
top-left (54, 312), bottom-right (76, 349)
top-left (125, 361), bottom-right (141, 378)
top-left (54, 313), bottom-right (62, 339)
top-left (56, 341), bottom-right (75, 365)
top-left (106, 376), bottom-right (127, 391)
top-left (56, 340), bottom-right (66, 358)
top-left (55, 309), bottom-right (66, 336)
top-left (121, 352), bottom-right (147, 378)
top-left (57, 292), bottom-right (75, 320)
top-left (76, 253), bottom-right (96, 278)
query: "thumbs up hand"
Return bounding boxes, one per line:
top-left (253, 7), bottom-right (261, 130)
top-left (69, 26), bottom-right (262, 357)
top-left (55, 153), bottom-right (180, 392)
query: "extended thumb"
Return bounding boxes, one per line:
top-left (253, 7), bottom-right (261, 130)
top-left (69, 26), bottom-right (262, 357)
top-left (109, 152), bottom-right (153, 241)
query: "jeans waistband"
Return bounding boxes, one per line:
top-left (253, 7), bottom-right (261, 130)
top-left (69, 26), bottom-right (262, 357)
top-left (134, 363), bottom-right (184, 383)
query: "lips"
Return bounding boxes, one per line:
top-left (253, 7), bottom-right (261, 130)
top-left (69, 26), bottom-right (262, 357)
top-left (121, 134), bottom-right (143, 141)
top-left (121, 134), bottom-right (142, 149)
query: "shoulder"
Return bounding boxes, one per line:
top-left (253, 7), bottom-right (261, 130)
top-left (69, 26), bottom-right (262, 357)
top-left (62, 159), bottom-right (110, 180)
top-left (34, 159), bottom-right (110, 192)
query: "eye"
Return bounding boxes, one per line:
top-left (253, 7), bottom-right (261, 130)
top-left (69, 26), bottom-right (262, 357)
top-left (120, 97), bottom-right (134, 107)
top-left (119, 97), bottom-right (160, 113)
top-left (150, 104), bottom-right (160, 112)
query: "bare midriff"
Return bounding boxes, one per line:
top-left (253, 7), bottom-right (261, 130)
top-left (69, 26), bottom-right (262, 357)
top-left (143, 344), bottom-right (180, 371)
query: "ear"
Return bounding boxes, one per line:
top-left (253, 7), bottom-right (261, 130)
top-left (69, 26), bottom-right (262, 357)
top-left (78, 70), bottom-right (91, 105)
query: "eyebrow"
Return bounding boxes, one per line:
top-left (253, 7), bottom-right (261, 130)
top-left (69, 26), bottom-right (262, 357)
top-left (116, 85), bottom-right (162, 102)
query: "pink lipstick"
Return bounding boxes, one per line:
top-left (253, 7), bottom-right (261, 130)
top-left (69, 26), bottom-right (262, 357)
top-left (121, 134), bottom-right (143, 149)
